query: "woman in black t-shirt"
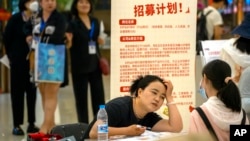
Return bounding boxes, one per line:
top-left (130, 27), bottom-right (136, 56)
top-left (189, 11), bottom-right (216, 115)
top-left (85, 75), bottom-right (183, 139)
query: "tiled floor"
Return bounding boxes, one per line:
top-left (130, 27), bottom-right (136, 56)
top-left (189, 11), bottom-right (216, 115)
top-left (0, 56), bottom-right (203, 141)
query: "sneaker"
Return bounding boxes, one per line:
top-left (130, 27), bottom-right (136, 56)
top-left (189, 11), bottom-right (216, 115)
top-left (27, 124), bottom-right (40, 133)
top-left (12, 126), bottom-right (24, 135)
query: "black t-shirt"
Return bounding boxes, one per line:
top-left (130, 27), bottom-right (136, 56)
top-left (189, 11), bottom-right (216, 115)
top-left (84, 96), bottom-right (162, 139)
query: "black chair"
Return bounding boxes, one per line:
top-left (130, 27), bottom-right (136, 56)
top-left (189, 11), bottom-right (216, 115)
top-left (50, 122), bottom-right (89, 141)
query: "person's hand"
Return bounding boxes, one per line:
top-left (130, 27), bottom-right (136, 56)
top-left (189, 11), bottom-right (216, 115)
top-left (233, 64), bottom-right (242, 83)
top-left (26, 36), bottom-right (33, 45)
top-left (98, 37), bottom-right (105, 45)
top-left (126, 125), bottom-right (146, 136)
top-left (163, 79), bottom-right (174, 101)
top-left (65, 32), bottom-right (73, 49)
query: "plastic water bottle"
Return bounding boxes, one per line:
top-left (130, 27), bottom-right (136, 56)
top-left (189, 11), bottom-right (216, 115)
top-left (97, 105), bottom-right (108, 141)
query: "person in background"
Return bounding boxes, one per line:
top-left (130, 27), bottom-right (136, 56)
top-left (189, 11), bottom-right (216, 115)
top-left (3, 0), bottom-right (39, 135)
top-left (197, 0), bottom-right (205, 14)
top-left (84, 75), bottom-right (183, 139)
top-left (238, 66), bottom-right (250, 122)
top-left (189, 59), bottom-right (249, 141)
top-left (220, 13), bottom-right (250, 83)
top-left (25, 0), bottom-right (67, 133)
top-left (67, 0), bottom-right (105, 123)
top-left (203, 0), bottom-right (228, 40)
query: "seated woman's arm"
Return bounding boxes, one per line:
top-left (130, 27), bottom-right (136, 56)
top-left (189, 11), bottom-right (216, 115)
top-left (151, 98), bottom-right (183, 132)
top-left (152, 81), bottom-right (183, 132)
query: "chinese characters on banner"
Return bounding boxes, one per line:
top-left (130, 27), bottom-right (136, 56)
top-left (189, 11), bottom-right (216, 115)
top-left (111, 0), bottom-right (197, 131)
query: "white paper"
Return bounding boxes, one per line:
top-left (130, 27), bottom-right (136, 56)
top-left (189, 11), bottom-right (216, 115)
top-left (99, 20), bottom-right (108, 41)
top-left (100, 20), bottom-right (105, 33)
top-left (110, 130), bottom-right (186, 141)
top-left (0, 55), bottom-right (10, 69)
top-left (200, 40), bottom-right (228, 67)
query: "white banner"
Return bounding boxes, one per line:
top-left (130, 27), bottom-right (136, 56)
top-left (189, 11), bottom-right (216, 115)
top-left (111, 0), bottom-right (197, 131)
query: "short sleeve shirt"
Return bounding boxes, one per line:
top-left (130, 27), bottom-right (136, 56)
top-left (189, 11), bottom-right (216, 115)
top-left (84, 96), bottom-right (162, 139)
top-left (204, 6), bottom-right (223, 40)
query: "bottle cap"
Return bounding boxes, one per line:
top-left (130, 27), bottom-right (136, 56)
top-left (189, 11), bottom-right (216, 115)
top-left (99, 105), bottom-right (105, 109)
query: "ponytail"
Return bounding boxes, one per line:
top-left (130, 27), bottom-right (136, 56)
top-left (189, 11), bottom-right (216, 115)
top-left (217, 80), bottom-right (241, 112)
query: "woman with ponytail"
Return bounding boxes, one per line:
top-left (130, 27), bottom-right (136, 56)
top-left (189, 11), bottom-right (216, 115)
top-left (189, 59), bottom-right (249, 141)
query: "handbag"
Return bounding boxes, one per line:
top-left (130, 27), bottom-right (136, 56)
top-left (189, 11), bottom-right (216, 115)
top-left (35, 43), bottom-right (66, 83)
top-left (27, 132), bottom-right (63, 141)
top-left (99, 56), bottom-right (110, 75)
top-left (50, 123), bottom-right (89, 141)
top-left (97, 51), bottom-right (110, 75)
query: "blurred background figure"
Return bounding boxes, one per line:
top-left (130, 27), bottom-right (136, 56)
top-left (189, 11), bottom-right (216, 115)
top-left (202, 0), bottom-right (228, 40)
top-left (3, 0), bottom-right (39, 136)
top-left (238, 66), bottom-right (250, 122)
top-left (67, 0), bottom-right (106, 123)
top-left (220, 13), bottom-right (250, 83)
top-left (197, 0), bottom-right (205, 13)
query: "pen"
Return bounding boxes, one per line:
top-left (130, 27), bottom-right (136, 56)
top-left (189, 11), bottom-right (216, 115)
top-left (146, 127), bottom-right (152, 131)
top-left (136, 125), bottom-right (151, 130)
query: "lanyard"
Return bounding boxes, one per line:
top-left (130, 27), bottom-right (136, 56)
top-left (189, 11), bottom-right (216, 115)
top-left (89, 21), bottom-right (95, 40)
top-left (40, 19), bottom-right (46, 33)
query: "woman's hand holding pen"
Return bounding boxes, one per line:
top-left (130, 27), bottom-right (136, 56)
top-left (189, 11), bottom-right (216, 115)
top-left (125, 124), bottom-right (146, 136)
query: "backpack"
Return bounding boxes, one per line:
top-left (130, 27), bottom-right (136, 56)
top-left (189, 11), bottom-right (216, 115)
top-left (196, 10), bottom-right (213, 55)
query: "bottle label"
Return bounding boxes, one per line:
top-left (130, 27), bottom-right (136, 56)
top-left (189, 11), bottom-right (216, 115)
top-left (98, 124), bottom-right (108, 133)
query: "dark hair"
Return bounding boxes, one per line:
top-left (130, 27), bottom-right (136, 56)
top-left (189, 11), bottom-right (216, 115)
top-left (130, 75), bottom-right (167, 97)
top-left (202, 59), bottom-right (241, 112)
top-left (213, 0), bottom-right (228, 6)
top-left (70, 0), bottom-right (93, 17)
top-left (18, 0), bottom-right (31, 12)
top-left (234, 37), bottom-right (250, 54)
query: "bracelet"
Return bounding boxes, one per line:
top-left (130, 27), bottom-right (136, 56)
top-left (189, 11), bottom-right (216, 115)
top-left (166, 101), bottom-right (177, 106)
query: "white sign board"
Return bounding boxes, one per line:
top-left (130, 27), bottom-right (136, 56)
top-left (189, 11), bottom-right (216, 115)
top-left (111, 0), bottom-right (197, 131)
top-left (200, 40), bottom-right (228, 66)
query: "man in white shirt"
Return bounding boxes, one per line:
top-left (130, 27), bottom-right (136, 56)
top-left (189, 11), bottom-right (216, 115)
top-left (203, 0), bottom-right (228, 40)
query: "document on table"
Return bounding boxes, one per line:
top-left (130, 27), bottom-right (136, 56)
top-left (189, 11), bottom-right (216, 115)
top-left (110, 130), bottom-right (185, 141)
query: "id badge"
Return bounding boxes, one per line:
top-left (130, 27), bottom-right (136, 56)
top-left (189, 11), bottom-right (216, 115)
top-left (31, 36), bottom-right (40, 49)
top-left (88, 41), bottom-right (96, 54)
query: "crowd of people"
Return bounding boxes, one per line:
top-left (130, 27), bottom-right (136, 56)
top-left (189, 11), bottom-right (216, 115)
top-left (2, 0), bottom-right (250, 140)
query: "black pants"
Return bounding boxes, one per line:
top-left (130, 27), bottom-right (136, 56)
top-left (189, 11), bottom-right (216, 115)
top-left (10, 60), bottom-right (37, 127)
top-left (71, 68), bottom-right (105, 123)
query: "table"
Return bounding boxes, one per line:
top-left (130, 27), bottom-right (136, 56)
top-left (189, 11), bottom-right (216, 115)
top-left (84, 131), bottom-right (191, 141)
